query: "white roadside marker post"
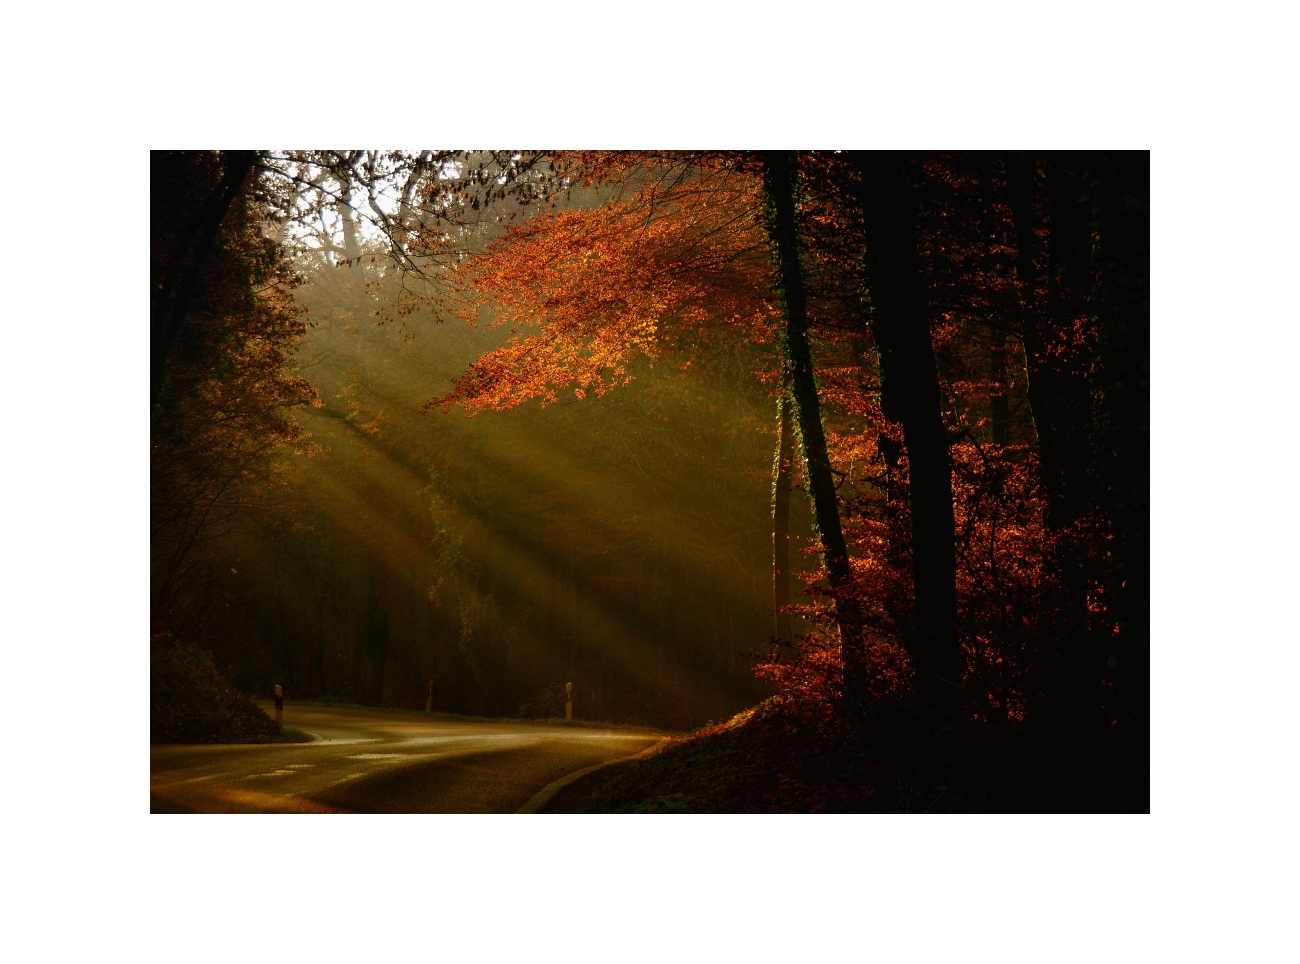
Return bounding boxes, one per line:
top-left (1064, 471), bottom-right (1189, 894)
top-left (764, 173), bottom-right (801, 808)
top-left (426, 678), bottom-right (435, 713)
top-left (565, 682), bottom-right (573, 721)
top-left (274, 684), bottom-right (283, 730)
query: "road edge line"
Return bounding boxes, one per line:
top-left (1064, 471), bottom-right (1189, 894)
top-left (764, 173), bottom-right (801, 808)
top-left (515, 736), bottom-right (673, 814)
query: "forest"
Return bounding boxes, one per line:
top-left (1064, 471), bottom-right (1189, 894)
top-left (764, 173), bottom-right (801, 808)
top-left (150, 149), bottom-right (1148, 810)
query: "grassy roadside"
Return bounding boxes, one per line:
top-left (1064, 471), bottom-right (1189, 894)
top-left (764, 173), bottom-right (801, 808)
top-left (542, 702), bottom-right (899, 813)
top-left (542, 697), bottom-right (1143, 813)
top-left (151, 638), bottom-right (311, 744)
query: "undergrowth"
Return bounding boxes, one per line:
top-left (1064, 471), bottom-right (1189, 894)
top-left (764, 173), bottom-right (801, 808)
top-left (555, 692), bottom-right (1142, 813)
top-left (151, 633), bottom-right (307, 744)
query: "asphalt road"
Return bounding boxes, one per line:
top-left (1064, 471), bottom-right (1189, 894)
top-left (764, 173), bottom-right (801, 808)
top-left (150, 703), bottom-right (665, 813)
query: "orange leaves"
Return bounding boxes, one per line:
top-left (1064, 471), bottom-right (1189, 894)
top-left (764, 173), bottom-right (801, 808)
top-left (427, 160), bottom-right (780, 415)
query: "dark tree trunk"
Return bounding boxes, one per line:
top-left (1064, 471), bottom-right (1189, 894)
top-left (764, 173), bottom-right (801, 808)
top-left (1005, 151), bottom-right (1096, 528)
top-left (1090, 150), bottom-right (1150, 803)
top-left (150, 150), bottom-right (257, 409)
top-left (850, 151), bottom-right (961, 694)
top-left (989, 329), bottom-right (1011, 446)
top-left (1004, 153), bottom-right (1108, 741)
top-left (364, 567), bottom-right (391, 705)
top-left (759, 151), bottom-right (869, 705)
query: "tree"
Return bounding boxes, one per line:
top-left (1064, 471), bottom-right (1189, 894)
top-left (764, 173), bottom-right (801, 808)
top-left (1088, 151), bottom-right (1149, 794)
top-left (428, 153), bottom-right (776, 414)
top-left (150, 151), bottom-right (318, 640)
top-left (151, 150), bottom-right (257, 408)
top-left (1004, 151), bottom-right (1098, 530)
top-left (758, 151), bottom-right (871, 706)
top-left (772, 371), bottom-right (796, 651)
top-left (850, 151), bottom-right (962, 694)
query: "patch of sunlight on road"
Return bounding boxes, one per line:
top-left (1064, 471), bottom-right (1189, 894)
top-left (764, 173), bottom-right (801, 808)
top-left (302, 743), bottom-right (379, 753)
top-left (400, 735), bottom-right (525, 746)
top-left (346, 753), bottom-right (411, 760)
top-left (205, 787), bottom-right (345, 813)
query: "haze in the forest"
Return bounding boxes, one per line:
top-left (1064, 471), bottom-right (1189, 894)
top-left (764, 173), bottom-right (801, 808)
top-left (218, 269), bottom-right (816, 728)
top-left (154, 152), bottom-right (827, 729)
top-left (151, 150), bottom-right (1148, 811)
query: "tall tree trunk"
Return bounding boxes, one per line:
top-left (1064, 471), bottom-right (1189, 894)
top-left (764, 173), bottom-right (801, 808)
top-left (150, 150), bottom-right (257, 408)
top-left (772, 380), bottom-right (795, 651)
top-left (989, 328), bottom-right (1011, 445)
top-left (850, 151), bottom-right (962, 694)
top-left (855, 298), bottom-right (908, 567)
top-left (339, 183), bottom-right (367, 293)
top-left (1090, 150), bottom-right (1150, 802)
top-left (759, 151), bottom-right (868, 705)
top-left (1005, 151), bottom-right (1095, 528)
top-left (365, 566), bottom-right (390, 705)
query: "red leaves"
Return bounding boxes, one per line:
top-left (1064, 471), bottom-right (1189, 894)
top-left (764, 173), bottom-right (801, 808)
top-left (427, 160), bottom-right (780, 415)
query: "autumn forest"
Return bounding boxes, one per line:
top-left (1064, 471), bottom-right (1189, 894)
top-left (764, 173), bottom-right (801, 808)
top-left (150, 150), bottom-right (1148, 812)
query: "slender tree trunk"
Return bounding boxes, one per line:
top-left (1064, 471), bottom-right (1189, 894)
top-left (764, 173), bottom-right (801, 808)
top-left (277, 593), bottom-right (297, 694)
top-left (989, 328), bottom-right (1011, 446)
top-left (772, 381), bottom-right (795, 651)
top-left (851, 151), bottom-right (961, 694)
top-left (316, 594), bottom-right (329, 700)
top-left (759, 151), bottom-right (868, 705)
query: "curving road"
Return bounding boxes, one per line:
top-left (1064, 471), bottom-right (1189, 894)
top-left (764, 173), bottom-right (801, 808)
top-left (150, 702), bottom-right (666, 813)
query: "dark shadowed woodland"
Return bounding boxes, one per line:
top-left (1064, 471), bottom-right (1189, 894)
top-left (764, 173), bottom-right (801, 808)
top-left (151, 150), bottom-right (1148, 810)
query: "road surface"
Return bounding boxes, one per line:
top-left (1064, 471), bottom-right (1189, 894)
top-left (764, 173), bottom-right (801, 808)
top-left (150, 702), bottom-right (665, 813)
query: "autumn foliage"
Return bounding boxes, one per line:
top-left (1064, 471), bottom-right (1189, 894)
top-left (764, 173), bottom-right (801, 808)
top-left (435, 150), bottom-right (1145, 774)
top-left (429, 154), bottom-right (779, 413)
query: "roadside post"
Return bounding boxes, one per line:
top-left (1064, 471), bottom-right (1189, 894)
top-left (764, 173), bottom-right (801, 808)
top-left (426, 679), bottom-right (435, 713)
top-left (274, 684), bottom-right (283, 730)
top-left (565, 682), bottom-right (572, 720)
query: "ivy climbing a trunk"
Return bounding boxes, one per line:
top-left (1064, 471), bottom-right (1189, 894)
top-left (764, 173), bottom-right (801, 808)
top-left (759, 151), bottom-right (869, 708)
top-left (772, 372), bottom-right (795, 655)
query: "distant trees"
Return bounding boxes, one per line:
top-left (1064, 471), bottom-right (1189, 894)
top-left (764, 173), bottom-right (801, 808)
top-left (255, 150), bottom-right (561, 314)
top-left (150, 149), bottom-right (564, 639)
top-left (157, 217), bottom-right (776, 728)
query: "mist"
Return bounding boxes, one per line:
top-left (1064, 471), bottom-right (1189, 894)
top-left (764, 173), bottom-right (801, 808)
top-left (203, 256), bottom-right (815, 730)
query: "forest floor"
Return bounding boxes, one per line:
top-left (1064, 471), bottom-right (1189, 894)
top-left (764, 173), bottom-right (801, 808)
top-left (542, 698), bottom-right (1146, 813)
